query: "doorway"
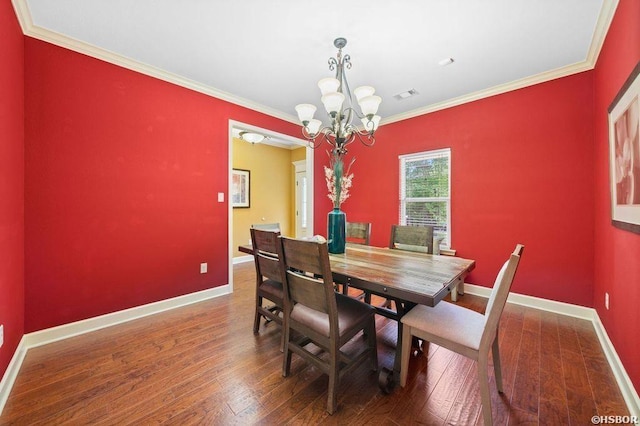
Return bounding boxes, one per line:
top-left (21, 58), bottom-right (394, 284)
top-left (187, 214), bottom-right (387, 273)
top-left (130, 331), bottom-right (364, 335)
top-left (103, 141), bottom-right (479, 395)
top-left (228, 121), bottom-right (314, 291)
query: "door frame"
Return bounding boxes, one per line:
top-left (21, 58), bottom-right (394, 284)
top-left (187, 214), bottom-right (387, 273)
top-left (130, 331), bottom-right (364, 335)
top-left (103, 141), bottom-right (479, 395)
top-left (227, 120), bottom-right (314, 292)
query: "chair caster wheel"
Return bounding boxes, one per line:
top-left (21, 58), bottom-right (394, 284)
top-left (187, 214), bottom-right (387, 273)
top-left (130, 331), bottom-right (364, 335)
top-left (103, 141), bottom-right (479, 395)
top-left (378, 367), bottom-right (395, 394)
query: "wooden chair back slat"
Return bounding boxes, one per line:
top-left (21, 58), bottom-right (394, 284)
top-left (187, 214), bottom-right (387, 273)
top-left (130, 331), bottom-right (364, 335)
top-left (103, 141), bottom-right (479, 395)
top-left (390, 225), bottom-right (434, 253)
top-left (251, 222), bottom-right (281, 232)
top-left (285, 271), bottom-right (330, 314)
top-left (346, 222), bottom-right (371, 245)
top-left (251, 228), bottom-right (279, 256)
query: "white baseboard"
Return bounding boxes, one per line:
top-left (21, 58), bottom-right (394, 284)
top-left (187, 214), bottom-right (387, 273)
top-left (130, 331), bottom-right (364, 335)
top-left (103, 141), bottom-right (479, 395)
top-left (0, 337), bottom-right (28, 415)
top-left (0, 284), bottom-right (231, 415)
top-left (592, 314), bottom-right (640, 420)
top-left (233, 255), bottom-right (253, 265)
top-left (464, 283), bottom-right (639, 419)
top-left (2, 282), bottom-right (638, 420)
top-left (464, 283), bottom-right (595, 319)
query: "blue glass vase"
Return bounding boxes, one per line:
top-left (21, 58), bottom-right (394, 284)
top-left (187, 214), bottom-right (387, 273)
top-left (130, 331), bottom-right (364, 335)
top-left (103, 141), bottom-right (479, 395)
top-left (327, 207), bottom-right (346, 254)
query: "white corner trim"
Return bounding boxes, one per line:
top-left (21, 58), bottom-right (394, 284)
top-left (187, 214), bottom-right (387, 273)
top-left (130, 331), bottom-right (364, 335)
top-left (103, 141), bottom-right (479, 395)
top-left (0, 284), bottom-right (230, 415)
top-left (464, 282), bottom-right (639, 418)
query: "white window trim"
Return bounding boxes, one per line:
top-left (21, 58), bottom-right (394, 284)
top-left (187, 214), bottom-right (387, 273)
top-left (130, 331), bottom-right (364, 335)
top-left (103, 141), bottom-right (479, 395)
top-left (399, 148), bottom-right (452, 249)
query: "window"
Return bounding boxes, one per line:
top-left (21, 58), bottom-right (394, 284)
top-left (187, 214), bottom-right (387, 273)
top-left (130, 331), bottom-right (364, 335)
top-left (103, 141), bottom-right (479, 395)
top-left (399, 148), bottom-right (451, 248)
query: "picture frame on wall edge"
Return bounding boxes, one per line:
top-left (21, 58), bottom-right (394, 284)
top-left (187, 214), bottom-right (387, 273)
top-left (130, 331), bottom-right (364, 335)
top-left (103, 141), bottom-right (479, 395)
top-left (608, 60), bottom-right (640, 234)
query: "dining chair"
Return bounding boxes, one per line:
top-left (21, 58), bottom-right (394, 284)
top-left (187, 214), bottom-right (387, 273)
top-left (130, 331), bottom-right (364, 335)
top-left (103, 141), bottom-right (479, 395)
top-left (345, 221), bottom-right (371, 245)
top-left (251, 222), bottom-right (281, 232)
top-left (389, 224), bottom-right (434, 254)
top-left (250, 228), bottom-right (285, 350)
top-left (341, 222), bottom-right (372, 299)
top-left (399, 244), bottom-right (524, 426)
top-left (277, 235), bottom-right (378, 414)
top-left (380, 224), bottom-right (435, 310)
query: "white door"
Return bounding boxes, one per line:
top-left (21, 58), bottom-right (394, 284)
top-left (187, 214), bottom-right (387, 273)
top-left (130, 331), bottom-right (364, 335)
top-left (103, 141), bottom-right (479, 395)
top-left (294, 161), bottom-right (308, 237)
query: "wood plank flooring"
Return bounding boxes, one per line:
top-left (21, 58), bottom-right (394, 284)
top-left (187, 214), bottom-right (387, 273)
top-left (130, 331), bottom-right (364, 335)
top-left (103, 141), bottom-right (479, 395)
top-left (0, 261), bottom-right (631, 425)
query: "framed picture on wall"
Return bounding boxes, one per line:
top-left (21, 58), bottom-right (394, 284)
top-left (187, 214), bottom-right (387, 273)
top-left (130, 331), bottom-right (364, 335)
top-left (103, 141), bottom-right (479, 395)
top-left (608, 60), bottom-right (640, 234)
top-left (232, 169), bottom-right (250, 208)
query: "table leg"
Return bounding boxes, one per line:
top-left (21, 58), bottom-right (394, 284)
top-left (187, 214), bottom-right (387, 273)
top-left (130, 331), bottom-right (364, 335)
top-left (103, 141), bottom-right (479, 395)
top-left (450, 277), bottom-right (464, 302)
top-left (377, 300), bottom-right (416, 393)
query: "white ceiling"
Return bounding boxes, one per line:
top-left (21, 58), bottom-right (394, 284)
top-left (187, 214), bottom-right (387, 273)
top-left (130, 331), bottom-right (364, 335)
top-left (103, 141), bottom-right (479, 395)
top-left (14, 0), bottom-right (616, 130)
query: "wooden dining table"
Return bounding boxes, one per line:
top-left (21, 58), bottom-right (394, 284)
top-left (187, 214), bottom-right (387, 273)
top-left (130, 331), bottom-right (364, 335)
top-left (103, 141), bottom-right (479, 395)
top-left (327, 244), bottom-right (475, 390)
top-left (239, 242), bottom-right (476, 391)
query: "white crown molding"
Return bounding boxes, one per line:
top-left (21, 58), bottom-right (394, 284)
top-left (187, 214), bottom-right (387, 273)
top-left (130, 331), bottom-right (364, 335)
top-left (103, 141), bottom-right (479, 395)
top-left (12, 0), bottom-right (619, 129)
top-left (586, 0), bottom-right (620, 65)
top-left (382, 0), bottom-right (620, 126)
top-left (11, 0), bottom-right (299, 126)
top-left (383, 61), bottom-right (593, 125)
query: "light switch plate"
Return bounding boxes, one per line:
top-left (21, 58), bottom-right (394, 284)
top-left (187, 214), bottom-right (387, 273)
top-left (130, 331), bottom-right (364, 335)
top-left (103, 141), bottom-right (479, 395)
top-left (217, 192), bottom-right (224, 202)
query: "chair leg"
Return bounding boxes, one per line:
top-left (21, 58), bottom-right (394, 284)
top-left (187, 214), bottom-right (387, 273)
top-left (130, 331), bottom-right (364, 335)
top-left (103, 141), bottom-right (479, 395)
top-left (399, 324), bottom-right (412, 387)
top-left (282, 325), bottom-right (292, 377)
top-left (478, 354), bottom-right (494, 426)
top-left (253, 296), bottom-right (262, 334)
top-left (368, 318), bottom-right (378, 371)
top-left (327, 346), bottom-right (340, 414)
top-left (492, 335), bottom-right (503, 393)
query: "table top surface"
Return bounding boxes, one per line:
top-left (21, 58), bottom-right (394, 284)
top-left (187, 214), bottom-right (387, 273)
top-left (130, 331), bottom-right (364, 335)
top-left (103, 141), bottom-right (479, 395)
top-left (240, 242), bottom-right (475, 307)
top-left (328, 244), bottom-right (475, 307)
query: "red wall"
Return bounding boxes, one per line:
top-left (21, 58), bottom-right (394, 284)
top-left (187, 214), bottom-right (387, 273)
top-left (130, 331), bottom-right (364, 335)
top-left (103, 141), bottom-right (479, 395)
top-left (593, 0), bottom-right (640, 393)
top-left (0, 1), bottom-right (25, 377)
top-left (316, 72), bottom-right (595, 307)
top-left (11, 0), bottom-right (639, 397)
top-left (24, 38), bottom-right (299, 332)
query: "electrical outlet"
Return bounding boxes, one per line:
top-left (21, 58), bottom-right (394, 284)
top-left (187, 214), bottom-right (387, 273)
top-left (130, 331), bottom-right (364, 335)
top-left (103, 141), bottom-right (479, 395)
top-left (605, 292), bottom-right (610, 310)
top-left (200, 263), bottom-right (208, 274)
top-left (0, 324), bottom-right (4, 348)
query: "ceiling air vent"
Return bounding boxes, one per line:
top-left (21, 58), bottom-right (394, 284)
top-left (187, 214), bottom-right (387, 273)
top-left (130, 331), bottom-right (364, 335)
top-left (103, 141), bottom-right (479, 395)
top-left (393, 89), bottom-right (419, 101)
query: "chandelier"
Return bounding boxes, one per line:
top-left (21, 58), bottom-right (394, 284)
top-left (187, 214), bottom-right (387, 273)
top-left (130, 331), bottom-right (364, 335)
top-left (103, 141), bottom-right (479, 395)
top-left (295, 37), bottom-right (381, 155)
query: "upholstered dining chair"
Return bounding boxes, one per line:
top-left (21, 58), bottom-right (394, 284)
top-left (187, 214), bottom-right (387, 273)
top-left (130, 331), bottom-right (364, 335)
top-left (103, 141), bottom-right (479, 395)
top-left (399, 244), bottom-right (524, 426)
top-left (250, 228), bottom-right (285, 350)
top-left (277, 236), bottom-right (378, 414)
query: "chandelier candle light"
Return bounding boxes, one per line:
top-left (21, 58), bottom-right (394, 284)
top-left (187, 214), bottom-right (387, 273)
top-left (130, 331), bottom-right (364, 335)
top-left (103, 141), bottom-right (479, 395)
top-left (295, 37), bottom-right (382, 253)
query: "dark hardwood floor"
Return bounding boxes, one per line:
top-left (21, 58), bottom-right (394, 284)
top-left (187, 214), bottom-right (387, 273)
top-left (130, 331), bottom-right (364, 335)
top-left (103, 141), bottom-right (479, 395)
top-left (0, 262), bottom-right (630, 425)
